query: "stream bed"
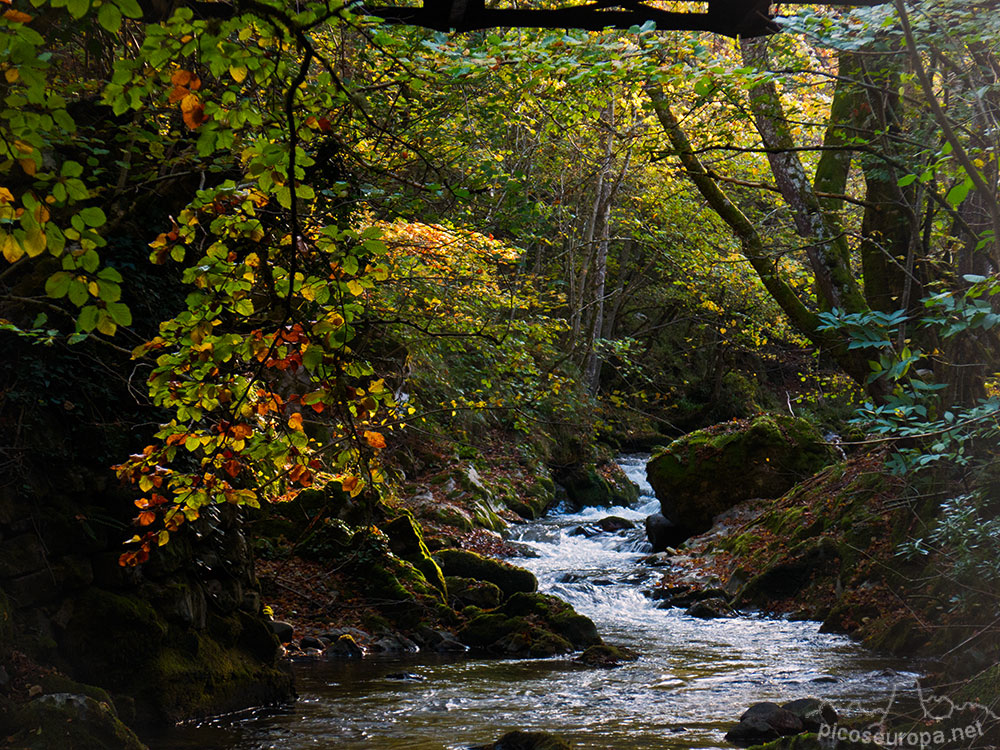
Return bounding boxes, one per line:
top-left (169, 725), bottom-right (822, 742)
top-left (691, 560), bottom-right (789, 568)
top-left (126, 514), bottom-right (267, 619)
top-left (149, 455), bottom-right (917, 750)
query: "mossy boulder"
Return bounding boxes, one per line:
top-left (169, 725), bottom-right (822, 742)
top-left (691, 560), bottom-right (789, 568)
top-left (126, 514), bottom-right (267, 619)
top-left (433, 549), bottom-right (537, 600)
top-left (446, 576), bottom-right (503, 610)
top-left (554, 462), bottom-right (639, 510)
top-left (6, 693), bottom-right (146, 750)
top-left (646, 414), bottom-right (833, 538)
top-left (574, 643), bottom-right (639, 667)
top-left (505, 474), bottom-right (558, 520)
top-left (501, 592), bottom-right (601, 649)
top-left (382, 511), bottom-right (447, 595)
top-left (456, 613), bottom-right (573, 657)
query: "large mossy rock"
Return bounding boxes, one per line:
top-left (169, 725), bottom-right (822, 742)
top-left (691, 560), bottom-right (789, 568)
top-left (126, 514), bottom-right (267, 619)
top-left (554, 462), bottom-right (639, 510)
top-left (646, 414), bottom-right (833, 538)
top-left (6, 692), bottom-right (147, 750)
top-left (381, 511), bottom-right (447, 596)
top-left (433, 549), bottom-right (537, 600)
top-left (456, 592), bottom-right (601, 656)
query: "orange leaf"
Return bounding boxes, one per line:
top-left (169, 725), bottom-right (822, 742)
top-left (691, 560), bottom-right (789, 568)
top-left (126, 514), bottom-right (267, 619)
top-left (3, 9), bottom-right (32, 22)
top-left (364, 430), bottom-right (386, 450)
top-left (180, 92), bottom-right (201, 113)
top-left (168, 85), bottom-right (189, 103)
top-left (137, 511), bottom-right (156, 526)
top-left (182, 103), bottom-right (208, 130)
top-left (171, 69), bottom-right (192, 86)
top-left (288, 412), bottom-right (304, 431)
top-left (18, 158), bottom-right (35, 176)
top-left (223, 459), bottom-right (241, 478)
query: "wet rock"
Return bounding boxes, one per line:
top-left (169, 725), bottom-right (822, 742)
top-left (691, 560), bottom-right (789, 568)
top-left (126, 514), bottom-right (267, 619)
top-left (645, 513), bottom-right (687, 553)
top-left (598, 515), bottom-right (634, 532)
top-left (647, 415), bottom-right (834, 540)
top-left (412, 625), bottom-right (468, 653)
top-left (553, 462), bottom-right (639, 510)
top-left (434, 549), bottom-right (537, 600)
top-left (502, 592), bottom-right (601, 649)
top-left (568, 524), bottom-right (602, 539)
top-left (384, 672), bottom-right (426, 681)
top-left (781, 698), bottom-right (837, 732)
top-left (725, 702), bottom-right (804, 746)
top-left (684, 597), bottom-right (735, 619)
top-left (574, 643), bottom-right (639, 667)
top-left (470, 729), bottom-right (573, 749)
top-left (269, 620), bottom-right (294, 644)
top-left (329, 634), bottom-right (364, 658)
top-left (371, 633), bottom-right (419, 653)
top-left (446, 576), bottom-right (503, 610)
top-left (299, 636), bottom-right (326, 650)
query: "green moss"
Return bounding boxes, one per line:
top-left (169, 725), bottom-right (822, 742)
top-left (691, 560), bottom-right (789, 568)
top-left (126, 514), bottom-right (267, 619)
top-left (7, 694), bottom-right (146, 750)
top-left (575, 643), bottom-right (639, 667)
top-left (647, 414), bottom-right (833, 534)
top-left (382, 511), bottom-right (447, 596)
top-left (434, 549), bottom-right (537, 600)
top-left (502, 592), bottom-right (601, 648)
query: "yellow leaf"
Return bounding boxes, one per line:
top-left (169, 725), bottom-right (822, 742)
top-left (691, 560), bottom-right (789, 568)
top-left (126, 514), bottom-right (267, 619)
top-left (229, 65), bottom-right (248, 83)
top-left (288, 412), bottom-right (304, 431)
top-left (23, 228), bottom-right (45, 257)
top-left (18, 158), bottom-right (35, 177)
top-left (0, 188), bottom-right (12, 203)
top-left (0, 230), bottom-right (23, 263)
top-left (301, 284), bottom-right (315, 302)
top-left (156, 529), bottom-right (170, 546)
top-left (87, 280), bottom-right (99, 296)
top-left (12, 139), bottom-right (33, 154)
top-left (4, 67), bottom-right (18, 83)
top-left (347, 279), bottom-right (364, 296)
top-left (96, 312), bottom-right (117, 336)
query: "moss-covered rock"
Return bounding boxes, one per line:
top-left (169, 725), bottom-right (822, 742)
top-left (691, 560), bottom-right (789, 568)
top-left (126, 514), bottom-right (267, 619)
top-left (446, 576), bottom-right (503, 610)
top-left (456, 613), bottom-right (573, 657)
top-left (647, 414), bottom-right (834, 537)
top-left (574, 643), bottom-right (639, 667)
top-left (554, 462), bottom-right (639, 510)
top-left (6, 693), bottom-right (147, 750)
top-left (501, 592), bottom-right (601, 649)
top-left (433, 549), bottom-right (537, 600)
top-left (382, 511), bottom-right (447, 595)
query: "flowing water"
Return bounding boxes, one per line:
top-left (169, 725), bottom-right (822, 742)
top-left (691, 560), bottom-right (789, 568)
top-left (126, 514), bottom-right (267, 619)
top-left (149, 455), bottom-right (917, 750)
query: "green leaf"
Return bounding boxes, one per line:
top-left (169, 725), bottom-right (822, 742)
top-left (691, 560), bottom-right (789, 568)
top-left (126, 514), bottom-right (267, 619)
top-left (107, 301), bottom-right (132, 326)
top-left (66, 0), bottom-right (89, 18)
top-left (946, 179), bottom-right (973, 207)
top-left (897, 174), bottom-right (917, 187)
top-left (97, 3), bottom-right (122, 32)
top-left (78, 207), bottom-right (107, 227)
top-left (44, 271), bottom-right (72, 298)
top-left (78, 305), bottom-right (99, 331)
top-left (68, 279), bottom-right (88, 307)
top-left (113, 0), bottom-right (142, 17)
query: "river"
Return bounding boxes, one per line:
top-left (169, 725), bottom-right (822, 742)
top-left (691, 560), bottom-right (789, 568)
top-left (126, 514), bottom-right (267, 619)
top-left (148, 455), bottom-right (916, 750)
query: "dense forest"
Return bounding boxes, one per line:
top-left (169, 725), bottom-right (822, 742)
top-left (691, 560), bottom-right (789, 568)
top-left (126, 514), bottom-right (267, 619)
top-left (1, 0), bottom-right (998, 747)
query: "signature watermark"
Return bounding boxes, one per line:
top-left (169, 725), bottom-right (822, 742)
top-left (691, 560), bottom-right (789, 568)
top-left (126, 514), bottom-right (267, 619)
top-left (817, 679), bottom-right (998, 749)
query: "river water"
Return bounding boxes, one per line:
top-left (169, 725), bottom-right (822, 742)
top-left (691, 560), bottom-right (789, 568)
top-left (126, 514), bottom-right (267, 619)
top-left (149, 455), bottom-right (916, 750)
